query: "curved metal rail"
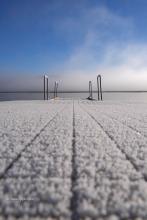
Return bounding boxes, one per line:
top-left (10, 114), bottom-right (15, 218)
top-left (44, 75), bottom-right (49, 100)
top-left (89, 81), bottom-right (93, 100)
top-left (97, 75), bottom-right (102, 101)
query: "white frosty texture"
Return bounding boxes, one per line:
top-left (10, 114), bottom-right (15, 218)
top-left (0, 100), bottom-right (68, 175)
top-left (80, 101), bottom-right (147, 179)
top-left (1, 100), bottom-right (147, 219)
top-left (0, 100), bottom-right (73, 219)
top-left (74, 101), bottom-right (147, 219)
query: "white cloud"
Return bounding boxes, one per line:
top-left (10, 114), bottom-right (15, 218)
top-left (49, 5), bottom-right (147, 91)
top-left (57, 5), bottom-right (134, 72)
top-left (45, 43), bottom-right (147, 91)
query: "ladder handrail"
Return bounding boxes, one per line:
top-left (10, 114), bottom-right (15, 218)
top-left (89, 81), bottom-right (93, 99)
top-left (54, 81), bottom-right (58, 98)
top-left (56, 82), bottom-right (58, 97)
top-left (97, 75), bottom-right (102, 101)
top-left (44, 75), bottom-right (49, 100)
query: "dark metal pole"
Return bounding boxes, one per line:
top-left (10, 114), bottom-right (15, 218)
top-left (44, 75), bottom-right (46, 100)
top-left (90, 81), bottom-right (93, 99)
top-left (44, 75), bottom-right (49, 100)
top-left (97, 76), bottom-right (99, 101)
top-left (54, 82), bottom-right (56, 98)
top-left (56, 82), bottom-right (58, 97)
top-left (89, 81), bottom-right (93, 99)
top-left (97, 75), bottom-right (103, 101)
top-left (89, 81), bottom-right (91, 98)
top-left (47, 78), bottom-right (49, 100)
top-left (100, 76), bottom-right (102, 101)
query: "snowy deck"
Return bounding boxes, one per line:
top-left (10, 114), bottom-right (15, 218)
top-left (0, 99), bottom-right (147, 220)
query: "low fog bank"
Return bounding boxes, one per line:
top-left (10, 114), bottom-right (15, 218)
top-left (0, 69), bottom-right (147, 92)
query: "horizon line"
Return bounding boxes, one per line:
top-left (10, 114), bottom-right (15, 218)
top-left (1, 90), bottom-right (147, 93)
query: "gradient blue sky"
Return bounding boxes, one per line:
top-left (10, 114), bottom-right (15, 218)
top-left (0, 0), bottom-right (147, 91)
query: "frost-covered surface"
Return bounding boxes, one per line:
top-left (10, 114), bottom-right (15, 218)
top-left (74, 102), bottom-right (147, 219)
top-left (1, 99), bottom-right (147, 219)
top-left (0, 100), bottom-right (73, 219)
top-left (80, 101), bottom-right (147, 180)
top-left (0, 100), bottom-right (68, 175)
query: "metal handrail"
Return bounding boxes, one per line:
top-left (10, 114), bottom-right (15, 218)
top-left (44, 75), bottom-right (49, 100)
top-left (56, 82), bottom-right (58, 97)
top-left (89, 81), bottom-right (93, 99)
top-left (54, 81), bottom-right (58, 98)
top-left (97, 75), bottom-right (102, 101)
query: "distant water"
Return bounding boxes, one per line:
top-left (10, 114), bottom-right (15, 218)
top-left (1, 92), bottom-right (147, 102)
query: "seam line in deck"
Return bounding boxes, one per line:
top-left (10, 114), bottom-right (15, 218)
top-left (70, 100), bottom-right (79, 220)
top-left (0, 105), bottom-right (66, 180)
top-left (79, 103), bottom-right (147, 182)
top-left (84, 103), bottom-right (147, 139)
top-left (103, 112), bottom-right (147, 139)
top-left (93, 101), bottom-right (147, 125)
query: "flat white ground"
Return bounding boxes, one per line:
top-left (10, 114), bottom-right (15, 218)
top-left (0, 99), bottom-right (147, 220)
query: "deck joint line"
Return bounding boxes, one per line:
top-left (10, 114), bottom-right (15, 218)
top-left (70, 100), bottom-right (79, 220)
top-left (79, 103), bottom-right (147, 182)
top-left (103, 111), bottom-right (147, 139)
top-left (0, 105), bottom-right (67, 180)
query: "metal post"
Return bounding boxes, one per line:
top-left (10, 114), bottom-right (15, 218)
top-left (47, 78), bottom-right (49, 100)
top-left (90, 81), bottom-right (93, 99)
top-left (44, 75), bottom-right (46, 100)
top-left (54, 82), bottom-right (56, 98)
top-left (97, 76), bottom-right (99, 101)
top-left (97, 75), bottom-right (103, 101)
top-left (89, 81), bottom-right (91, 98)
top-left (43, 75), bottom-right (48, 100)
top-left (56, 82), bottom-right (58, 97)
top-left (100, 76), bottom-right (102, 101)
top-left (89, 81), bottom-right (93, 99)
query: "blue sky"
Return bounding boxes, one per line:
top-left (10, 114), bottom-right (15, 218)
top-left (0, 0), bottom-right (147, 91)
